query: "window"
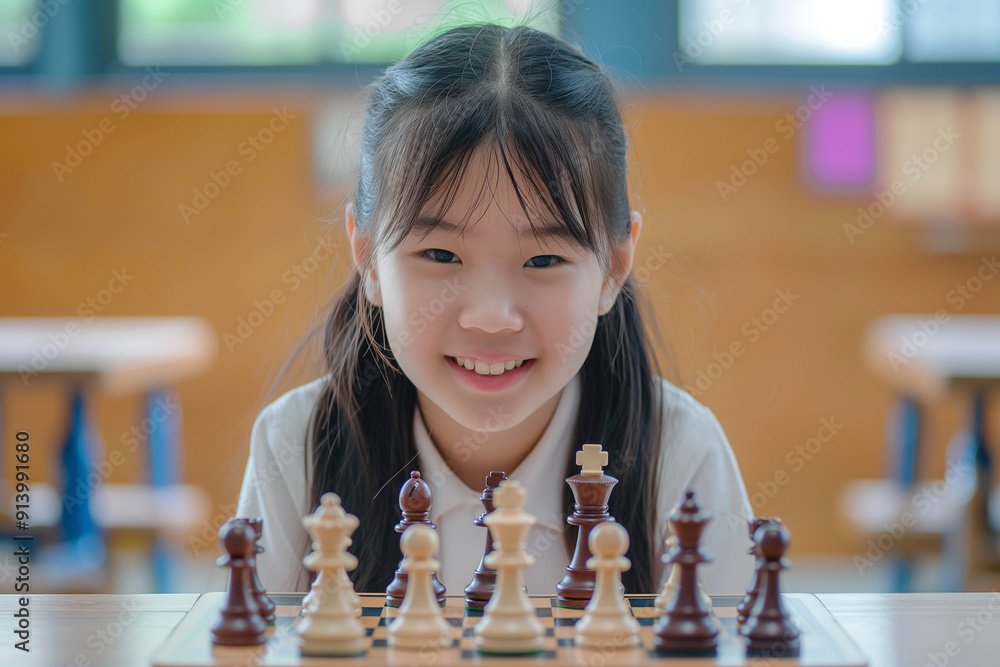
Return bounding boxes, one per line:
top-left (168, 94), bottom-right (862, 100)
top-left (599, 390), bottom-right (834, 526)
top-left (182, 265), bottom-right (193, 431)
top-left (678, 0), bottom-right (1000, 66)
top-left (117, 0), bottom-right (561, 66)
top-left (1, 0), bottom-right (42, 66)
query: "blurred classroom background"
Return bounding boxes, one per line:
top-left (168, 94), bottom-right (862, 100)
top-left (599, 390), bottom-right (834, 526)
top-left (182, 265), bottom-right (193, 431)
top-left (3, 0), bottom-right (1000, 596)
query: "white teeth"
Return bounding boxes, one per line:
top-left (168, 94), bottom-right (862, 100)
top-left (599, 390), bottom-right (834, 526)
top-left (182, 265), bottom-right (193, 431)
top-left (452, 357), bottom-right (527, 376)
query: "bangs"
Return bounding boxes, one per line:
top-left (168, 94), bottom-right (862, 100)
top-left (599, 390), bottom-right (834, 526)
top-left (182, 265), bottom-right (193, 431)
top-left (368, 96), bottom-right (620, 270)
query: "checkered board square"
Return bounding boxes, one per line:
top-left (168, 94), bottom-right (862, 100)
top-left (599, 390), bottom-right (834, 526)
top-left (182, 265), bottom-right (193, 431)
top-left (151, 593), bottom-right (868, 666)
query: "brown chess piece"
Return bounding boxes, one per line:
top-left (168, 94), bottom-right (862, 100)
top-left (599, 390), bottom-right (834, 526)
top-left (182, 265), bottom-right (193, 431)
top-left (211, 519), bottom-right (268, 646)
top-left (737, 517), bottom-right (780, 626)
top-left (742, 522), bottom-right (801, 656)
top-left (555, 444), bottom-right (619, 608)
top-left (247, 517), bottom-right (276, 625)
top-left (464, 471), bottom-right (507, 610)
top-left (653, 490), bottom-right (719, 655)
top-left (385, 471), bottom-right (446, 607)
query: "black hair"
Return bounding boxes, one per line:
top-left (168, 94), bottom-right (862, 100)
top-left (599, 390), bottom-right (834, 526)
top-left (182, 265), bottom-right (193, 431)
top-left (303, 21), bottom-right (669, 593)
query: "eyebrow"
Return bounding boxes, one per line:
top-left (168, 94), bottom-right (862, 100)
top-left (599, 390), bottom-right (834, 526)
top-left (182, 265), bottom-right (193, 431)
top-left (411, 216), bottom-right (583, 245)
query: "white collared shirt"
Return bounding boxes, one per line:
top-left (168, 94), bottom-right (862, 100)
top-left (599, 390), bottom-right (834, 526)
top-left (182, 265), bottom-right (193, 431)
top-left (236, 372), bottom-right (755, 595)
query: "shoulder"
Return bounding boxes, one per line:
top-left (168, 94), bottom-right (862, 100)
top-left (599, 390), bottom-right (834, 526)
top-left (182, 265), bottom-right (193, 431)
top-left (253, 374), bottom-right (330, 435)
top-left (249, 374), bottom-right (331, 464)
top-left (652, 375), bottom-right (732, 473)
top-left (650, 376), bottom-right (755, 593)
top-left (650, 375), bottom-right (751, 524)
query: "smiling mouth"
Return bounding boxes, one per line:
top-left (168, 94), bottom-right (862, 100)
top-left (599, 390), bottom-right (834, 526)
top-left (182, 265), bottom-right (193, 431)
top-left (447, 356), bottom-right (535, 376)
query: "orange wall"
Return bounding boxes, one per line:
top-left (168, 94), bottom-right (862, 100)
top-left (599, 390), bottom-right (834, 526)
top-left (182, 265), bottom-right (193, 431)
top-left (2, 87), bottom-right (999, 558)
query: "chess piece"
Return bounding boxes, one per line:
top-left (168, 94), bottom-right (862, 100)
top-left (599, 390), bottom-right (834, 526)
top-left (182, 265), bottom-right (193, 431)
top-left (474, 480), bottom-right (545, 654)
top-left (297, 493), bottom-right (366, 656)
top-left (386, 472), bottom-right (446, 607)
top-left (247, 517), bottom-right (276, 625)
top-left (652, 490), bottom-right (719, 655)
top-left (465, 471), bottom-right (507, 610)
top-left (575, 522), bottom-right (641, 649)
top-left (737, 517), bottom-right (779, 626)
top-left (556, 444), bottom-right (620, 608)
top-left (388, 524), bottom-right (454, 649)
top-left (655, 534), bottom-right (713, 613)
top-left (211, 520), bottom-right (268, 646)
top-left (742, 522), bottom-right (800, 656)
top-left (303, 499), bottom-right (362, 618)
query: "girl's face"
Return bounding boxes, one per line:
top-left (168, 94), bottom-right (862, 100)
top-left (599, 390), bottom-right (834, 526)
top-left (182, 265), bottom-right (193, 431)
top-left (349, 145), bottom-right (640, 435)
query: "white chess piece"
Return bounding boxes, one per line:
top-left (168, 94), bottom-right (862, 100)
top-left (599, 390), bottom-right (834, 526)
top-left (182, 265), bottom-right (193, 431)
top-left (297, 493), bottom-right (366, 656)
top-left (387, 524), bottom-right (453, 649)
top-left (575, 522), bottom-right (641, 649)
top-left (655, 534), bottom-right (712, 611)
top-left (474, 480), bottom-right (545, 654)
top-left (303, 533), bottom-right (362, 617)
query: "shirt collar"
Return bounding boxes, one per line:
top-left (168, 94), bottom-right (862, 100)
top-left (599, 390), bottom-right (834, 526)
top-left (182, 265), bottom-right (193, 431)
top-left (413, 372), bottom-right (582, 530)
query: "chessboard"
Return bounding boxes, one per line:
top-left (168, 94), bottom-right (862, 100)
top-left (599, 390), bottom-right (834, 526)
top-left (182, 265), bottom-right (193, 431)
top-left (151, 592), bottom-right (868, 666)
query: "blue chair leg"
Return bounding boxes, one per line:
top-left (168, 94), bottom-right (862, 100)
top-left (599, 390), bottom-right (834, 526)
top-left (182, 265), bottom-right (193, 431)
top-left (885, 395), bottom-right (921, 592)
top-left (887, 396), bottom-right (922, 487)
top-left (147, 388), bottom-right (182, 592)
top-left (940, 388), bottom-right (992, 592)
top-left (57, 385), bottom-right (106, 571)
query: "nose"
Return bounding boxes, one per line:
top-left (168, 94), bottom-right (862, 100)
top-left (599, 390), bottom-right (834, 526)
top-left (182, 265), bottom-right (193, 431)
top-left (456, 277), bottom-right (525, 334)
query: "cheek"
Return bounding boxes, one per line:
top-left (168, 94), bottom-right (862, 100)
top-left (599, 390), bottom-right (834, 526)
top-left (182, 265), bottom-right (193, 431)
top-left (381, 275), bottom-right (445, 346)
top-left (540, 287), bottom-right (601, 363)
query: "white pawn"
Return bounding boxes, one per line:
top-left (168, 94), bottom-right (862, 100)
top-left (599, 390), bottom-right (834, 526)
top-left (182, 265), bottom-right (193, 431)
top-left (297, 493), bottom-right (366, 656)
top-left (387, 524), bottom-right (453, 649)
top-left (655, 534), bottom-right (713, 611)
top-left (474, 480), bottom-right (545, 654)
top-left (575, 522), bottom-right (641, 649)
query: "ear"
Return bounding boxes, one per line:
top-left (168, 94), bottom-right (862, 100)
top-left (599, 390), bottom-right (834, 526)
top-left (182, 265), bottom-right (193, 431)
top-left (345, 201), bottom-right (383, 307)
top-left (598, 210), bottom-right (642, 316)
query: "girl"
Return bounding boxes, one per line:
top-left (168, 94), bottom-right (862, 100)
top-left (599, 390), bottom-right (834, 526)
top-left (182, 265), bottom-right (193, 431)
top-left (237, 22), bottom-right (754, 597)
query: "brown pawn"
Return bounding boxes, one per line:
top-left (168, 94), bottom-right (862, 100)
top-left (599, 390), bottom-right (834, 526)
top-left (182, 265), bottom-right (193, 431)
top-left (246, 517), bottom-right (276, 625)
top-left (742, 522), bottom-right (800, 656)
top-left (464, 471), bottom-right (507, 610)
top-left (736, 517), bottom-right (780, 626)
top-left (653, 490), bottom-right (719, 655)
top-left (556, 444), bottom-right (619, 608)
top-left (385, 471), bottom-right (446, 607)
top-left (211, 520), bottom-right (268, 646)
